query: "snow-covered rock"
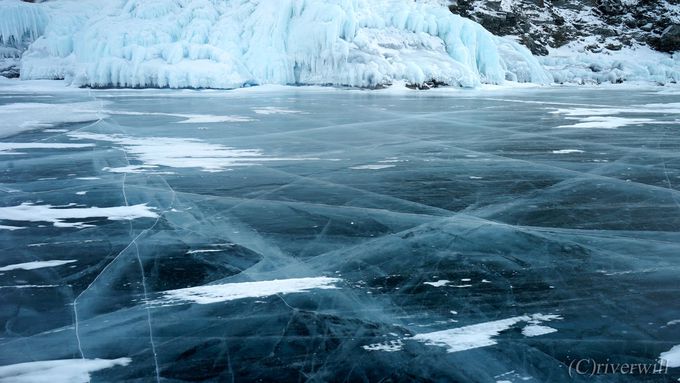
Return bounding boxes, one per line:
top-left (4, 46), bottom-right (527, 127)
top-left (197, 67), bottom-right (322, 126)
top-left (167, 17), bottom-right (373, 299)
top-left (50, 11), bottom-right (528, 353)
top-left (14, 0), bottom-right (550, 88)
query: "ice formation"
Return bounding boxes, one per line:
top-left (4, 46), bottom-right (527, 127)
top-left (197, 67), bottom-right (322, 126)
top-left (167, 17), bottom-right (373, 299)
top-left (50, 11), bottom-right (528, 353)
top-left (11, 0), bottom-right (550, 88)
top-left (542, 42), bottom-right (680, 85)
top-left (2, 0), bottom-right (679, 87)
top-left (0, 0), bottom-right (48, 76)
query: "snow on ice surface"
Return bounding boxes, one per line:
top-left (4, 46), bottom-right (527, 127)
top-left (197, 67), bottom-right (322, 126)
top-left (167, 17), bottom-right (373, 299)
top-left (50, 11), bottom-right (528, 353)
top-left (69, 132), bottom-right (317, 173)
top-left (0, 101), bottom-right (106, 138)
top-left (0, 203), bottom-right (158, 228)
top-left (413, 314), bottom-right (562, 353)
top-left (552, 101), bottom-right (680, 129)
top-left (0, 259), bottom-right (76, 271)
top-left (0, 358), bottom-right (131, 383)
top-left (660, 345), bottom-right (680, 368)
top-left (521, 324), bottom-right (558, 337)
top-left (156, 277), bottom-right (342, 305)
top-left (16, 0), bottom-right (550, 88)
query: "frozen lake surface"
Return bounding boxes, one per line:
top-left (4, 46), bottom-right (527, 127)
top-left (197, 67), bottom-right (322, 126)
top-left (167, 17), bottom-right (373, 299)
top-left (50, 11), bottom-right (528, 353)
top-left (1, 82), bottom-right (679, 382)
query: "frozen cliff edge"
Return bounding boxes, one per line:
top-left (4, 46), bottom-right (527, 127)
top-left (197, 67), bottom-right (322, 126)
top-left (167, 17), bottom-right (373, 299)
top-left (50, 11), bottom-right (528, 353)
top-left (9, 0), bottom-right (551, 88)
top-left (1, 0), bottom-right (678, 88)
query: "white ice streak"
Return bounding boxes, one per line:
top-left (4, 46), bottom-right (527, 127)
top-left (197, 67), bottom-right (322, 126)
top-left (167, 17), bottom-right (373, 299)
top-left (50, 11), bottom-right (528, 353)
top-left (350, 164), bottom-right (396, 170)
top-left (0, 224), bottom-right (25, 231)
top-left (424, 280), bottom-right (451, 287)
top-left (552, 149), bottom-right (584, 154)
top-left (0, 259), bottom-right (76, 271)
top-left (0, 202), bottom-right (158, 229)
top-left (93, 109), bottom-right (253, 124)
top-left (0, 142), bottom-right (94, 154)
top-left (558, 117), bottom-right (658, 129)
top-left (156, 277), bottom-right (342, 305)
top-left (0, 358), bottom-right (131, 383)
top-left (0, 102), bottom-right (107, 138)
top-left (69, 132), bottom-right (315, 172)
top-left (413, 313), bottom-right (561, 353)
top-left (252, 107), bottom-right (303, 115)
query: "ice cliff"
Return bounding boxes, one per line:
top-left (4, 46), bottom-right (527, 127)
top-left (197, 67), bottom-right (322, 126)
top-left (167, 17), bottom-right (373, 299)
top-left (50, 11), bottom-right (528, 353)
top-left (0, 0), bottom-right (47, 77)
top-left (1, 0), bottom-right (678, 88)
top-left (3, 0), bottom-right (550, 88)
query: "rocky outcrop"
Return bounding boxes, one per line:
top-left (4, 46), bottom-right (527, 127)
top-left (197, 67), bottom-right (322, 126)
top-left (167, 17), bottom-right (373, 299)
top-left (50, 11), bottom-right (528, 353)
top-left (448, 0), bottom-right (680, 55)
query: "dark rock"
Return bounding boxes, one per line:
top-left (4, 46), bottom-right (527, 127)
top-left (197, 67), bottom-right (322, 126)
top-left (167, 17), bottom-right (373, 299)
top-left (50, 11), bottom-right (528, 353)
top-left (522, 35), bottom-right (549, 56)
top-left (654, 24), bottom-right (680, 52)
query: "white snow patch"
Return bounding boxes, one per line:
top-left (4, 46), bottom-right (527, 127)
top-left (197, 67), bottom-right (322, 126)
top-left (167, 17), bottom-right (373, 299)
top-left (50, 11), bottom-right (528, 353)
top-left (557, 116), bottom-right (658, 129)
top-left (0, 260), bottom-right (77, 271)
top-left (350, 164), bottom-right (396, 170)
top-left (500, 0), bottom-right (515, 12)
top-left (553, 101), bottom-right (680, 129)
top-left (0, 102), bottom-right (107, 138)
top-left (521, 324), bottom-right (557, 337)
top-left (70, 132), bottom-right (315, 172)
top-left (0, 358), bottom-right (131, 383)
top-left (424, 280), bottom-right (450, 287)
top-left (0, 203), bottom-right (158, 229)
top-left (362, 340), bottom-right (404, 352)
top-left (413, 313), bottom-right (561, 353)
top-left (156, 277), bottom-right (342, 305)
top-left (659, 345), bottom-right (680, 368)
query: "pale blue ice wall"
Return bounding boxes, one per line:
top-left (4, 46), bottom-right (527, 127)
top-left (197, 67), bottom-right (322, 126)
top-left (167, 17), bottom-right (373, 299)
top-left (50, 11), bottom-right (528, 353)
top-left (0, 0), bottom-right (48, 76)
top-left (10, 0), bottom-right (551, 88)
